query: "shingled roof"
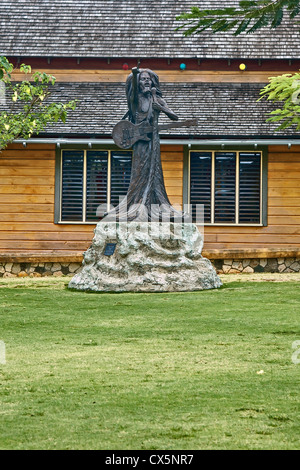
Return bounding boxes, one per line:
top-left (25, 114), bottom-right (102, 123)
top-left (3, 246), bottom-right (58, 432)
top-left (1, 0), bottom-right (300, 59)
top-left (3, 81), bottom-right (294, 138)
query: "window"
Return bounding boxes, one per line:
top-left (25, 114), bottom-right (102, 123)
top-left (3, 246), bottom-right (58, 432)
top-left (190, 151), bottom-right (263, 225)
top-left (58, 149), bottom-right (132, 223)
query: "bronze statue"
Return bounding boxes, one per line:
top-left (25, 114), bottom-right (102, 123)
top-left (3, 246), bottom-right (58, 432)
top-left (68, 69), bottom-right (222, 293)
top-left (110, 68), bottom-right (196, 222)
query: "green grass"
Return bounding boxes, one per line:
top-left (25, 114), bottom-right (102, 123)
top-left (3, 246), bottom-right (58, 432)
top-left (0, 277), bottom-right (300, 450)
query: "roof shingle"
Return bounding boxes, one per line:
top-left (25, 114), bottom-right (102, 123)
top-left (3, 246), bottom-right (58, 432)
top-left (1, 80), bottom-right (293, 138)
top-left (1, 0), bottom-right (299, 59)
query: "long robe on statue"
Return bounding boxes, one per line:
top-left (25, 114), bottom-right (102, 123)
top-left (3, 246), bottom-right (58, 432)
top-left (106, 68), bottom-right (185, 222)
top-left (68, 68), bottom-right (222, 292)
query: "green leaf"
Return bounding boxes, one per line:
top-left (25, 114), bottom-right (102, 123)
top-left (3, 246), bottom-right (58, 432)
top-left (247, 14), bottom-right (270, 33)
top-left (290, 5), bottom-right (300, 18)
top-left (271, 7), bottom-right (283, 28)
top-left (0, 56), bottom-right (77, 151)
top-left (239, 1), bottom-right (259, 8)
top-left (234, 18), bottom-right (252, 34)
top-left (60, 111), bottom-right (67, 124)
top-left (175, 0), bottom-right (300, 36)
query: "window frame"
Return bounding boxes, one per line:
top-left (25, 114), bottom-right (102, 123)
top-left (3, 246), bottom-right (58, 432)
top-left (185, 146), bottom-right (268, 227)
top-left (55, 144), bottom-right (268, 226)
top-left (55, 145), bottom-right (133, 224)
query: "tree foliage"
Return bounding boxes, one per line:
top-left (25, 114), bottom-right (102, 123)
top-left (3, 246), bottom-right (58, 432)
top-left (0, 56), bottom-right (77, 151)
top-left (176, 1), bottom-right (300, 131)
top-left (176, 0), bottom-right (300, 36)
top-left (259, 72), bottom-right (300, 130)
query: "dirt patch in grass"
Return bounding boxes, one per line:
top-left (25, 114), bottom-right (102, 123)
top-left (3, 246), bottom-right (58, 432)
top-left (219, 272), bottom-right (300, 283)
top-left (0, 277), bottom-right (69, 289)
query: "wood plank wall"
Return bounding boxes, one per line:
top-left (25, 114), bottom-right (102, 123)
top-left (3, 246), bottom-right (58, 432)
top-left (11, 69), bottom-right (294, 84)
top-left (161, 144), bottom-right (183, 208)
top-left (204, 145), bottom-right (300, 251)
top-left (0, 144), bottom-right (93, 254)
top-left (0, 144), bottom-right (184, 255)
top-left (0, 143), bottom-right (299, 256)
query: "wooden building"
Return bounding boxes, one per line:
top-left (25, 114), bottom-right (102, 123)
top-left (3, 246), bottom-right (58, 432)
top-left (1, 0), bottom-right (300, 276)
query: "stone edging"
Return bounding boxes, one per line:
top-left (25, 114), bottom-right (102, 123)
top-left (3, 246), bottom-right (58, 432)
top-left (0, 262), bottom-right (82, 277)
top-left (211, 258), bottom-right (300, 274)
top-left (1, 257), bottom-right (300, 277)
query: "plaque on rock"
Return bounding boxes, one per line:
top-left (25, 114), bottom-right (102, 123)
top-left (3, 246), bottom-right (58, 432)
top-left (104, 243), bottom-right (116, 256)
top-left (69, 222), bottom-right (223, 292)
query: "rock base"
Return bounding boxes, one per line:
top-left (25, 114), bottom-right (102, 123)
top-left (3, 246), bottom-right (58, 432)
top-left (68, 222), bottom-right (222, 292)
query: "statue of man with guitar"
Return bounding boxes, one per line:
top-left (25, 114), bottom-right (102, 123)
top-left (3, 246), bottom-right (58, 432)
top-left (110, 68), bottom-right (196, 222)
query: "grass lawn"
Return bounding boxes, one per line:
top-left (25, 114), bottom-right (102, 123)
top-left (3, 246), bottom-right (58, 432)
top-left (0, 275), bottom-right (299, 450)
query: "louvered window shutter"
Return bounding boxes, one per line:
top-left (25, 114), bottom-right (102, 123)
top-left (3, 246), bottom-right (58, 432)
top-left (190, 150), bottom-right (262, 225)
top-left (214, 152), bottom-right (236, 223)
top-left (86, 151), bottom-right (108, 221)
top-left (110, 151), bottom-right (132, 209)
top-left (239, 153), bottom-right (261, 224)
top-left (190, 152), bottom-right (212, 223)
top-left (61, 150), bottom-right (84, 221)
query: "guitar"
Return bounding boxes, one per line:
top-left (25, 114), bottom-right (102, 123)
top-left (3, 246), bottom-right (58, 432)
top-left (112, 118), bottom-right (198, 149)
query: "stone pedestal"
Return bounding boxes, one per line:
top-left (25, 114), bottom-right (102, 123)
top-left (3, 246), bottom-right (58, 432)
top-left (68, 222), bottom-right (222, 292)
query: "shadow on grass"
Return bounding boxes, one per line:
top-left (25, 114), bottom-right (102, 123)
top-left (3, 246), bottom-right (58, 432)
top-left (66, 281), bottom-right (247, 295)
